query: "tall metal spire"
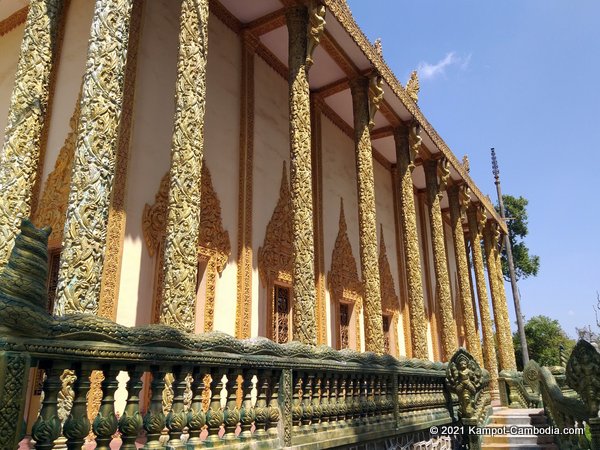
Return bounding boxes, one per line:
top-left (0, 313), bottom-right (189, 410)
top-left (491, 148), bottom-right (529, 365)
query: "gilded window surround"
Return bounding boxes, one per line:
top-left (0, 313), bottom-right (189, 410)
top-left (143, 165), bottom-right (231, 333)
top-left (327, 199), bottom-right (363, 351)
top-left (257, 162), bottom-right (294, 341)
top-left (378, 225), bottom-right (401, 357)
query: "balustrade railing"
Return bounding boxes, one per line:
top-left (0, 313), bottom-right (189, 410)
top-left (0, 221), bottom-right (492, 449)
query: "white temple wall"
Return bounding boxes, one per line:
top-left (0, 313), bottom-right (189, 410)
top-left (0, 21), bottom-right (24, 155)
top-left (321, 115), bottom-right (362, 351)
top-left (117, 0), bottom-right (179, 326)
top-left (252, 56), bottom-right (290, 337)
top-left (39, 0), bottom-right (94, 189)
top-left (202, 16), bottom-right (241, 336)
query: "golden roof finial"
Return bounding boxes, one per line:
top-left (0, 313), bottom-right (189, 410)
top-left (374, 38), bottom-right (383, 57)
top-left (462, 154), bottom-right (470, 173)
top-left (406, 70), bottom-right (420, 103)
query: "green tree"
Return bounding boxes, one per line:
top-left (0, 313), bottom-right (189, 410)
top-left (513, 315), bottom-right (575, 370)
top-left (497, 195), bottom-right (540, 281)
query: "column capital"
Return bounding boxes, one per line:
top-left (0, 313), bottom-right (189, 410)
top-left (285, 1), bottom-right (326, 71)
top-left (424, 157), bottom-right (450, 201)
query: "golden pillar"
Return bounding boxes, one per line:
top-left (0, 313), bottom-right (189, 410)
top-left (466, 203), bottom-right (499, 394)
top-left (483, 220), bottom-right (517, 371)
top-left (447, 185), bottom-right (483, 363)
top-left (423, 158), bottom-right (457, 361)
top-left (0, 0), bottom-right (65, 269)
top-left (393, 125), bottom-right (428, 359)
top-left (349, 74), bottom-right (384, 353)
top-left (54, 0), bottom-right (133, 315)
top-left (159, 0), bottom-right (209, 332)
top-left (493, 224), bottom-right (517, 368)
top-left (285, 3), bottom-right (325, 345)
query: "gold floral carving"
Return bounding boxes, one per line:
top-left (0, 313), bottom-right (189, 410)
top-left (0, 6), bottom-right (28, 37)
top-left (424, 158), bottom-right (457, 361)
top-left (143, 164), bottom-right (231, 332)
top-left (258, 163), bottom-right (294, 341)
top-left (98, 0), bottom-right (143, 320)
top-left (378, 226), bottom-right (400, 356)
top-left (235, 32), bottom-right (258, 339)
top-left (378, 225), bottom-right (400, 315)
top-left (327, 199), bottom-right (363, 350)
top-left (258, 163), bottom-right (293, 287)
top-left (286, 5), bottom-right (319, 345)
top-left (405, 71), bottom-right (420, 103)
top-left (33, 93), bottom-right (81, 248)
top-left (54, 0), bottom-right (134, 315)
top-left (160, 0), bottom-right (209, 332)
top-left (483, 220), bottom-right (517, 371)
top-left (349, 75), bottom-right (384, 354)
top-left (393, 126), bottom-right (427, 359)
top-left (322, 0), bottom-right (505, 231)
top-left (466, 203), bottom-right (499, 394)
top-left (447, 185), bottom-right (483, 364)
top-left (0, 0), bottom-right (65, 270)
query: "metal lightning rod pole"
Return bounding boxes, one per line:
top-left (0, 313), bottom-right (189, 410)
top-left (491, 148), bottom-right (529, 365)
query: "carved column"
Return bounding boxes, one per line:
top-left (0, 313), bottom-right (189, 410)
top-left (423, 158), bottom-right (457, 361)
top-left (54, 0), bottom-right (133, 315)
top-left (492, 224), bottom-right (517, 370)
top-left (447, 184), bottom-right (483, 364)
top-left (0, 0), bottom-right (64, 270)
top-left (235, 31), bottom-right (258, 339)
top-left (349, 75), bottom-right (384, 353)
top-left (157, 0), bottom-right (209, 332)
top-left (483, 220), bottom-right (517, 371)
top-left (466, 203), bottom-right (499, 395)
top-left (393, 125), bottom-right (427, 359)
top-left (285, 3), bottom-right (325, 345)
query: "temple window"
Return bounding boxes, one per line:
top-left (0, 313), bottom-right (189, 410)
top-left (273, 284), bottom-right (292, 343)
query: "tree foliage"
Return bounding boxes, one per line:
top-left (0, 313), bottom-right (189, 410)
top-left (497, 195), bottom-right (540, 281)
top-left (513, 315), bottom-right (575, 371)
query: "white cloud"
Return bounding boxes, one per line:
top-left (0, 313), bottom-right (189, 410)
top-left (568, 310), bottom-right (575, 316)
top-left (417, 52), bottom-right (471, 80)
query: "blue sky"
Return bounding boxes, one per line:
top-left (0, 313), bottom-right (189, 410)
top-left (347, 0), bottom-right (600, 338)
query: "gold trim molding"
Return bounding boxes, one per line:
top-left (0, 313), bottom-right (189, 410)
top-left (143, 164), bottom-right (231, 332)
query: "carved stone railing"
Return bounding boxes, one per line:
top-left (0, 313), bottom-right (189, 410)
top-left (497, 360), bottom-right (542, 409)
top-left (0, 220), bottom-right (495, 449)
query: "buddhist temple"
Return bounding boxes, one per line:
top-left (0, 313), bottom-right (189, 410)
top-left (0, 1), bottom-right (528, 448)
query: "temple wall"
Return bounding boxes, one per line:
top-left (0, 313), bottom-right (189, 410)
top-left (252, 56), bottom-right (290, 337)
top-left (39, 0), bottom-right (94, 189)
top-left (116, 5), bottom-right (241, 334)
top-left (321, 115), bottom-right (362, 351)
top-left (202, 16), bottom-right (241, 335)
top-left (0, 21), bottom-right (24, 154)
top-left (116, 0), bottom-right (179, 327)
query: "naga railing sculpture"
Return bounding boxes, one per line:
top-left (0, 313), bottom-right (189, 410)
top-left (0, 220), bottom-right (492, 449)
